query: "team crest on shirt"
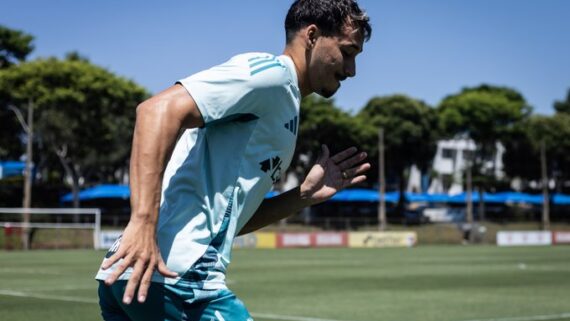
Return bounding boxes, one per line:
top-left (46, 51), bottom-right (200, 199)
top-left (259, 156), bottom-right (283, 183)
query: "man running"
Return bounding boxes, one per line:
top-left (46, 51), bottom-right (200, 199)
top-left (96, 0), bottom-right (372, 319)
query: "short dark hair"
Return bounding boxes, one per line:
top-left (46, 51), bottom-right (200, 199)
top-left (285, 0), bottom-right (372, 44)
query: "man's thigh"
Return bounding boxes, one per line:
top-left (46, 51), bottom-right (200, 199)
top-left (98, 280), bottom-right (185, 321)
top-left (98, 281), bottom-right (253, 321)
top-left (185, 290), bottom-right (253, 321)
top-left (184, 289), bottom-right (253, 321)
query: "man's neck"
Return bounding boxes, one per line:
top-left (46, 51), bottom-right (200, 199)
top-left (283, 44), bottom-right (311, 97)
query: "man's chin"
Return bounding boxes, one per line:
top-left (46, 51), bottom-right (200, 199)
top-left (319, 84), bottom-right (340, 98)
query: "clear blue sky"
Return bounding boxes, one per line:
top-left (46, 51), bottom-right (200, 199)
top-left (4, 0), bottom-right (569, 115)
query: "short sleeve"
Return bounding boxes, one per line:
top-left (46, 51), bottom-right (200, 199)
top-left (177, 53), bottom-right (290, 126)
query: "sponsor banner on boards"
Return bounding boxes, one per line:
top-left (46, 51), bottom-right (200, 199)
top-left (553, 231), bottom-right (570, 245)
top-left (275, 232), bottom-right (348, 248)
top-left (313, 232), bottom-right (348, 247)
top-left (348, 232), bottom-right (417, 248)
top-left (98, 230), bottom-right (123, 250)
top-left (277, 233), bottom-right (312, 248)
top-left (496, 231), bottom-right (552, 246)
top-left (233, 232), bottom-right (277, 249)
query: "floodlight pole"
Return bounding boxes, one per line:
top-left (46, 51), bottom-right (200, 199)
top-left (378, 128), bottom-right (386, 231)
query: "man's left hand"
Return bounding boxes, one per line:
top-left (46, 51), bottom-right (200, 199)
top-left (300, 144), bottom-right (371, 206)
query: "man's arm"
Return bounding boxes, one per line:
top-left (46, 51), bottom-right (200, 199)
top-left (101, 84), bottom-right (204, 304)
top-left (239, 145), bottom-right (370, 235)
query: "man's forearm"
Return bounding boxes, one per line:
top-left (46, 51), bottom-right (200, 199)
top-left (128, 85), bottom-right (204, 223)
top-left (129, 102), bottom-right (180, 222)
top-left (238, 186), bottom-right (313, 235)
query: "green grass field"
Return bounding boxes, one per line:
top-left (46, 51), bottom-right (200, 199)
top-left (0, 246), bottom-right (569, 321)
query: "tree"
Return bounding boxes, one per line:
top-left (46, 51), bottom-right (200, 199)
top-left (554, 89), bottom-right (570, 114)
top-left (0, 25), bottom-right (34, 68)
top-left (438, 85), bottom-right (531, 220)
top-left (358, 94), bottom-right (439, 213)
top-left (0, 55), bottom-right (149, 207)
top-left (504, 114), bottom-right (570, 187)
top-left (438, 85), bottom-right (531, 153)
top-left (0, 25), bottom-right (34, 158)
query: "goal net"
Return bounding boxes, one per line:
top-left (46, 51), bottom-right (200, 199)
top-left (0, 208), bottom-right (101, 250)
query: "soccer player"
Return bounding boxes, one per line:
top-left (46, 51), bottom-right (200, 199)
top-left (96, 0), bottom-right (372, 319)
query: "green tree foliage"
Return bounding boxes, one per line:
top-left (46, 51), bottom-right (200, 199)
top-left (358, 95), bottom-right (438, 208)
top-left (0, 55), bottom-right (149, 204)
top-left (0, 25), bottom-right (34, 68)
top-left (504, 114), bottom-right (570, 184)
top-left (438, 85), bottom-right (531, 155)
top-left (554, 89), bottom-right (570, 114)
top-left (0, 102), bottom-right (23, 159)
top-left (292, 95), bottom-right (373, 181)
top-left (0, 25), bottom-right (35, 158)
top-left (438, 85), bottom-right (531, 180)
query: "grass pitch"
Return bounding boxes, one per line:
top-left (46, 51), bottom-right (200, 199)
top-left (0, 246), bottom-right (569, 321)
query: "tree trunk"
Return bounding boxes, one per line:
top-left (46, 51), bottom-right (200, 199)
top-left (22, 101), bottom-right (34, 250)
top-left (54, 145), bottom-right (82, 222)
top-left (478, 185), bottom-right (485, 221)
top-left (465, 160), bottom-right (474, 243)
top-left (397, 167), bottom-right (406, 222)
top-left (378, 128), bottom-right (386, 231)
top-left (540, 141), bottom-right (550, 231)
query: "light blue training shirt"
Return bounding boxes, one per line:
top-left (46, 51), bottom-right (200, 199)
top-left (96, 52), bottom-right (301, 290)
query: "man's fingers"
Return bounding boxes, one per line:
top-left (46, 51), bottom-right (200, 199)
top-left (137, 264), bottom-right (155, 303)
top-left (316, 144), bottom-right (330, 165)
top-left (122, 260), bottom-right (146, 305)
top-left (337, 151), bottom-right (367, 170)
top-left (157, 259), bottom-right (178, 278)
top-left (330, 147), bottom-right (358, 164)
top-left (345, 163), bottom-right (371, 177)
top-left (101, 248), bottom-right (125, 270)
top-left (104, 254), bottom-right (133, 286)
top-left (347, 175), bottom-right (367, 187)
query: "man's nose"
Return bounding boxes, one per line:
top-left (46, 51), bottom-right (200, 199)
top-left (344, 59), bottom-right (356, 78)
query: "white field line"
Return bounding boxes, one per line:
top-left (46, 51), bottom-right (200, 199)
top-left (461, 313), bottom-right (570, 321)
top-left (250, 313), bottom-right (354, 321)
top-left (0, 289), bottom-right (96, 304)
top-left (2, 289), bottom-right (568, 321)
top-left (4, 285), bottom-right (96, 291)
top-left (0, 289), bottom-right (354, 321)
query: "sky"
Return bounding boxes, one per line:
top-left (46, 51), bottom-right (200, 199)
top-left (3, 0), bottom-right (570, 115)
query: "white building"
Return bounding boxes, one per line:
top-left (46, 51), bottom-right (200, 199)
top-left (408, 137), bottom-right (505, 195)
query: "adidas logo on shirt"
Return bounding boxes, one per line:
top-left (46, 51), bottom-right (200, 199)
top-left (259, 156), bottom-right (283, 183)
top-left (247, 55), bottom-right (285, 76)
top-left (284, 116), bottom-right (298, 135)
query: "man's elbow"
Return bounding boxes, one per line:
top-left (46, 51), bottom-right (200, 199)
top-left (136, 98), bottom-right (170, 120)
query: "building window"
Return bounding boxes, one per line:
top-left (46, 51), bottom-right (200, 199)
top-left (442, 148), bottom-right (455, 159)
top-left (463, 150), bottom-right (474, 161)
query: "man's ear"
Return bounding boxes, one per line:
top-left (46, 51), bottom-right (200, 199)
top-left (305, 24), bottom-right (320, 49)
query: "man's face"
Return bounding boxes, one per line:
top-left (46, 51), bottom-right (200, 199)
top-left (307, 23), bottom-right (364, 98)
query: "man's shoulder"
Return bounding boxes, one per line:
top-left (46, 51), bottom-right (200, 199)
top-left (225, 52), bottom-right (293, 88)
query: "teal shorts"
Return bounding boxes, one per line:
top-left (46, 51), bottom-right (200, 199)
top-left (98, 281), bottom-right (253, 321)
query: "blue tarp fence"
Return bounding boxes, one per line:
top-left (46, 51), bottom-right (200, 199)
top-left (0, 161), bottom-right (26, 179)
top-left (60, 185), bottom-right (570, 205)
top-left (61, 185), bottom-right (279, 203)
top-left (328, 189), bottom-right (570, 205)
top-left (61, 184), bottom-right (130, 202)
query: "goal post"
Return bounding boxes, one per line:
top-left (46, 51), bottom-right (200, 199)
top-left (0, 208), bottom-right (101, 250)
